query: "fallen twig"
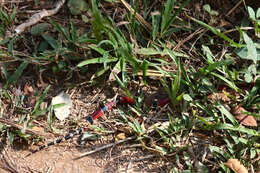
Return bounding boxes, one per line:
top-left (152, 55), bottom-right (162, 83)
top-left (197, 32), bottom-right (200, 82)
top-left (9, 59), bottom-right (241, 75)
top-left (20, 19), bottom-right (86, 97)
top-left (11, 0), bottom-right (65, 36)
top-left (74, 135), bottom-right (136, 160)
top-left (0, 118), bottom-right (48, 137)
top-left (119, 0), bottom-right (152, 31)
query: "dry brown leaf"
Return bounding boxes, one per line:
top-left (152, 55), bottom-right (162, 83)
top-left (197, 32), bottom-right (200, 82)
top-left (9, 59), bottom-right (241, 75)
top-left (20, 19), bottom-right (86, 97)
top-left (224, 158), bottom-right (248, 173)
top-left (232, 106), bottom-right (257, 127)
top-left (207, 92), bottom-right (230, 103)
top-left (31, 126), bottom-right (44, 132)
top-left (23, 83), bottom-right (34, 95)
top-left (30, 96), bottom-right (40, 105)
top-left (115, 133), bottom-right (126, 142)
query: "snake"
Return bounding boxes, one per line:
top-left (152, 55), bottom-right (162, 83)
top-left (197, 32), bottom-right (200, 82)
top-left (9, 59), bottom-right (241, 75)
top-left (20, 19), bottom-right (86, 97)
top-left (26, 95), bottom-right (170, 157)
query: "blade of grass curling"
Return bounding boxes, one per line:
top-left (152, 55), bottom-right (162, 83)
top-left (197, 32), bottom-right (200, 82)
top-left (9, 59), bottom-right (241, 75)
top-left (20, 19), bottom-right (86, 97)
top-left (188, 16), bottom-right (242, 48)
top-left (215, 102), bottom-right (238, 126)
top-left (210, 72), bottom-right (240, 92)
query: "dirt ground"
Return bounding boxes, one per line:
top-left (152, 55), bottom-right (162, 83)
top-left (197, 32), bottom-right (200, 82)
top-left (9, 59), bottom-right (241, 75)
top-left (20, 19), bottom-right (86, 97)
top-left (0, 142), bottom-right (168, 173)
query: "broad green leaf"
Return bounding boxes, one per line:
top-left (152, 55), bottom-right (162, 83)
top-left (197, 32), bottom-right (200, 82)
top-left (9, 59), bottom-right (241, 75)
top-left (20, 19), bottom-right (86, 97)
top-left (42, 34), bottom-right (58, 49)
top-left (30, 23), bottom-right (50, 36)
top-left (91, 0), bottom-right (105, 41)
top-left (248, 6), bottom-right (256, 20)
top-left (205, 59), bottom-right (233, 74)
top-left (49, 19), bottom-right (70, 41)
top-left (203, 4), bottom-right (211, 14)
top-left (10, 6), bottom-right (16, 22)
top-left (235, 47), bottom-right (260, 61)
top-left (67, 0), bottom-right (88, 15)
top-left (202, 45), bottom-right (214, 63)
top-left (243, 32), bottom-right (257, 64)
top-left (257, 8), bottom-right (260, 18)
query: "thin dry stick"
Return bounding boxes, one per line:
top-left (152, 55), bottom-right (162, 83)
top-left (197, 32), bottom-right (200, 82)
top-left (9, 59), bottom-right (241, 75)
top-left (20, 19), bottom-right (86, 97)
top-left (119, 0), bottom-right (152, 31)
top-left (225, 0), bottom-right (243, 17)
top-left (173, 28), bottom-right (205, 51)
top-left (11, 0), bottom-right (65, 36)
top-left (74, 136), bottom-right (136, 160)
top-left (0, 118), bottom-right (48, 137)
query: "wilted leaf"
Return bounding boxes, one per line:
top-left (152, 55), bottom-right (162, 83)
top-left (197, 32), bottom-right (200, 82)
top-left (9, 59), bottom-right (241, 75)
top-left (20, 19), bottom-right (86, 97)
top-left (109, 61), bottom-right (121, 81)
top-left (224, 158), bottom-right (248, 173)
top-left (232, 106), bottom-right (257, 127)
top-left (51, 92), bottom-right (72, 121)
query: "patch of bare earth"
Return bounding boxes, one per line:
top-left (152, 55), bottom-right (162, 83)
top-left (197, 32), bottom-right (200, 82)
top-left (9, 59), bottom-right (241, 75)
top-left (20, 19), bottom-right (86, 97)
top-left (1, 143), bottom-right (168, 173)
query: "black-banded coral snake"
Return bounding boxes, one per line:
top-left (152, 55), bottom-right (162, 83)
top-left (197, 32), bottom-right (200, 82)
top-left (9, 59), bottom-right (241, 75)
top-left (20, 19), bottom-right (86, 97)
top-left (26, 95), bottom-right (171, 156)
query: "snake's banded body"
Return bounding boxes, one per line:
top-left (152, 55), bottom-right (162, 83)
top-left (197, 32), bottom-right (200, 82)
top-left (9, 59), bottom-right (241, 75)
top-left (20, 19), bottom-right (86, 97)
top-left (27, 95), bottom-right (170, 156)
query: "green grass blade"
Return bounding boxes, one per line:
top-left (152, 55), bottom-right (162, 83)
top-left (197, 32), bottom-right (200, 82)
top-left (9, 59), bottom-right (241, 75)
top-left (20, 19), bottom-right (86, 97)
top-left (152, 12), bottom-right (160, 41)
top-left (215, 102), bottom-right (238, 126)
top-left (142, 60), bottom-right (149, 85)
top-left (210, 72), bottom-right (240, 92)
top-left (91, 0), bottom-right (105, 41)
top-left (161, 0), bottom-right (174, 34)
top-left (214, 123), bottom-right (260, 136)
top-left (5, 61), bottom-right (29, 89)
top-left (42, 34), bottom-right (58, 50)
top-left (89, 44), bottom-right (106, 55)
top-left (32, 85), bottom-right (50, 117)
top-left (49, 19), bottom-right (70, 41)
top-left (32, 85), bottom-right (51, 118)
top-left (77, 57), bottom-right (118, 67)
top-left (189, 16), bottom-right (242, 48)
